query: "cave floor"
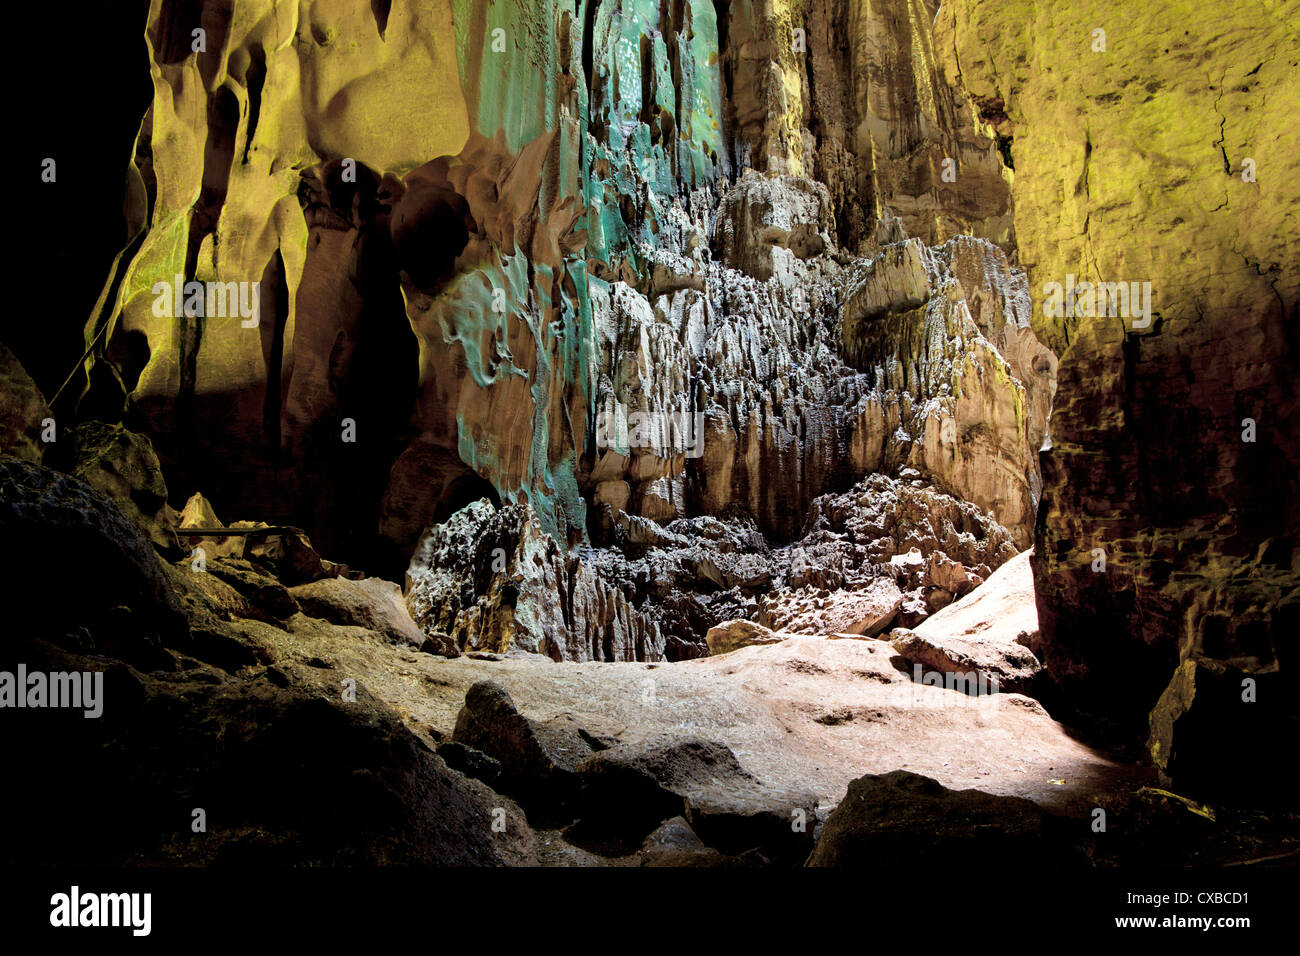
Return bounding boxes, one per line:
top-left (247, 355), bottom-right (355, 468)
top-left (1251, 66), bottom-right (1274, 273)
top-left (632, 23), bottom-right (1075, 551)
top-left (256, 620), bottom-right (1149, 822)
top-left (229, 600), bottom-right (1300, 866)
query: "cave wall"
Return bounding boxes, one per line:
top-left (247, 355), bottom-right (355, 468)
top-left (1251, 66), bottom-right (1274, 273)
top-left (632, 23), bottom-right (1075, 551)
top-left (938, 0), bottom-right (1299, 792)
top-left (83, 0), bottom-right (1041, 567)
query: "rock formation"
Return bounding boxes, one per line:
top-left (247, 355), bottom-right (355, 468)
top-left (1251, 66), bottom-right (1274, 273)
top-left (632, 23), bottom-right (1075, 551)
top-left (938, 0), bottom-right (1300, 797)
top-left (65, 0), bottom-right (1047, 571)
top-left (6, 0), bottom-right (1296, 869)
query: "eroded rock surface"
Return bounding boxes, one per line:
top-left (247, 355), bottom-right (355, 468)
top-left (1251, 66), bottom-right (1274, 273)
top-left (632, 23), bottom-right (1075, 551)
top-left (406, 498), bottom-right (665, 662)
top-left (71, 0), bottom-right (1049, 592)
top-left (889, 549), bottom-right (1044, 692)
top-left (938, 0), bottom-right (1300, 793)
top-left (0, 343), bottom-right (50, 463)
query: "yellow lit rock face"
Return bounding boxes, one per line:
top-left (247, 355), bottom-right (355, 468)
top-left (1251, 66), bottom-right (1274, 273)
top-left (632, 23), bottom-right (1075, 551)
top-left (936, 0), bottom-right (1297, 352)
top-left (295, 0), bottom-right (469, 174)
top-left (940, 0), bottom-right (1299, 792)
top-left (720, 0), bottom-right (1013, 253)
top-left (722, 0), bottom-right (808, 176)
top-left (80, 1), bottom-right (1046, 665)
top-left (87, 1), bottom-right (581, 564)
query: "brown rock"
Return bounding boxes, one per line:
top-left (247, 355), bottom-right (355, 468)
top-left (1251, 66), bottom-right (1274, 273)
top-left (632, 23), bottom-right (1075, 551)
top-left (0, 455), bottom-right (187, 664)
top-left (69, 422), bottom-right (175, 549)
top-left (1147, 660), bottom-right (1291, 807)
top-left (452, 681), bottom-right (604, 826)
top-left (806, 771), bottom-right (1065, 866)
top-left (762, 577), bottom-right (903, 637)
top-left (924, 552), bottom-right (979, 597)
top-left (0, 343), bottom-right (49, 463)
top-left (574, 737), bottom-right (816, 863)
top-left (638, 816), bottom-right (730, 867)
top-left (891, 627), bottom-right (1040, 696)
top-left (938, 0), bottom-right (1300, 788)
top-left (406, 499), bottom-right (664, 661)
top-left (291, 577), bottom-right (424, 646)
top-left (705, 619), bottom-right (785, 655)
top-left (891, 549), bottom-right (1044, 693)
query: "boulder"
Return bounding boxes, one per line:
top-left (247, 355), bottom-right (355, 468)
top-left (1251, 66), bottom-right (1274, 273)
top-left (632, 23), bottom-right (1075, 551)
top-left (891, 549), bottom-right (1044, 692)
top-left (806, 771), bottom-right (1066, 866)
top-left (0, 454), bottom-right (186, 664)
top-left (436, 741), bottom-right (503, 788)
top-left (572, 737), bottom-right (818, 863)
top-left (291, 576), bottom-right (424, 646)
top-left (638, 816), bottom-right (731, 867)
top-left (419, 631), bottom-right (460, 658)
top-left (705, 619), bottom-right (785, 655)
top-left (69, 422), bottom-right (175, 548)
top-left (924, 552), bottom-right (980, 597)
top-left (4, 646), bottom-right (536, 866)
top-left (203, 559), bottom-right (299, 622)
top-left (891, 627), bottom-right (1041, 695)
top-left (761, 577), bottom-right (903, 637)
top-left (451, 681), bottom-right (604, 826)
top-left (889, 548), bottom-right (927, 589)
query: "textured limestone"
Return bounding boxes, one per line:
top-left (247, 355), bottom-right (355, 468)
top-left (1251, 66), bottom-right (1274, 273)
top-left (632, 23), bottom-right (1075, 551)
top-left (839, 238), bottom-right (1047, 542)
top-left (716, 0), bottom-right (1014, 252)
top-left (0, 455), bottom-right (188, 662)
top-left (938, 0), bottom-right (1300, 781)
top-left (290, 576), bottom-right (425, 647)
top-left (68, 422), bottom-right (177, 549)
top-left (704, 619), bottom-right (786, 656)
top-left (761, 577), bottom-right (904, 637)
top-left (79, 0), bottom-right (1030, 579)
top-left (14, 0), bottom-right (1300, 864)
top-left (912, 547), bottom-right (1042, 659)
top-left (571, 737), bottom-right (818, 861)
top-left (83, 0), bottom-right (601, 565)
top-left (592, 228), bottom-right (1050, 548)
top-left (806, 770), bottom-right (1062, 867)
top-left (752, 472), bottom-right (1017, 638)
top-left (405, 499), bottom-right (664, 662)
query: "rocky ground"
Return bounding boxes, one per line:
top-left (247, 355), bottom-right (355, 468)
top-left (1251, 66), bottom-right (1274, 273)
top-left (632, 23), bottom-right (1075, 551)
top-left (4, 449), bottom-right (1295, 867)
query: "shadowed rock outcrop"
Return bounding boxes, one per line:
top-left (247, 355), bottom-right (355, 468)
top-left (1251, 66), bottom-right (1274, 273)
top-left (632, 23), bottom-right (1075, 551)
top-left (406, 499), bottom-right (665, 661)
top-left (806, 770), bottom-right (1072, 866)
top-left (0, 344), bottom-right (50, 463)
